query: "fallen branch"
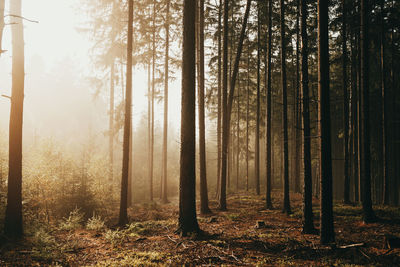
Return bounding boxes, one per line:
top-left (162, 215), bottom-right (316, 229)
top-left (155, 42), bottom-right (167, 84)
top-left (338, 243), bottom-right (365, 249)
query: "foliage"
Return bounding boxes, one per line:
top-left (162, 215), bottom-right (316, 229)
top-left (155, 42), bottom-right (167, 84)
top-left (59, 208), bottom-right (84, 231)
top-left (86, 214), bottom-right (106, 231)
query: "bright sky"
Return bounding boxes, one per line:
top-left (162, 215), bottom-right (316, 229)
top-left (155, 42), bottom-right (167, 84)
top-left (0, 0), bottom-right (182, 144)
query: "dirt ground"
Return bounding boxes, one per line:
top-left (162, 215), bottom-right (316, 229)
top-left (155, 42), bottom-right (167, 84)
top-left (1, 190), bottom-right (400, 266)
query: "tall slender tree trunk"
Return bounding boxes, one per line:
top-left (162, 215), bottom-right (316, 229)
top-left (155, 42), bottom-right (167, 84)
top-left (360, 0), bottom-right (375, 222)
top-left (281, 0), bottom-right (291, 215)
top-left (255, 3), bottom-right (261, 196)
top-left (380, 0), bottom-right (389, 205)
top-left (161, 0), bottom-right (170, 204)
top-left (265, 0), bottom-right (273, 209)
top-left (198, 0), bottom-right (211, 214)
top-left (294, 0), bottom-right (301, 194)
top-left (301, 0), bottom-right (315, 234)
top-left (246, 39), bottom-right (250, 192)
top-left (219, 0), bottom-right (229, 211)
top-left (216, 0), bottom-right (222, 199)
top-left (147, 62), bottom-right (152, 201)
top-left (220, 0), bottom-right (252, 210)
top-left (236, 88), bottom-right (240, 191)
top-left (4, 0), bottom-right (24, 238)
top-left (118, 0), bottom-right (133, 226)
top-left (318, 0), bottom-right (335, 244)
top-left (109, 62), bottom-right (115, 182)
top-left (350, 27), bottom-right (359, 203)
top-left (150, 0), bottom-right (156, 202)
top-left (342, 0), bottom-right (350, 204)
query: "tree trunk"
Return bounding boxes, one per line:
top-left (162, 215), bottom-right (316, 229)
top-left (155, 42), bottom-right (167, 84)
top-left (198, 0), bottom-right (211, 214)
top-left (236, 88), bottom-right (240, 191)
top-left (380, 0), bottom-right (389, 206)
top-left (294, 0), bottom-right (301, 194)
top-left (265, 0), bottom-right (273, 209)
top-left (246, 38), bottom-right (250, 192)
top-left (281, 0), bottom-right (291, 215)
top-left (342, 0), bottom-right (350, 204)
top-left (216, 0), bottom-right (222, 199)
top-left (220, 0), bottom-right (251, 210)
top-left (161, 0), bottom-right (170, 204)
top-left (255, 3), bottom-right (261, 196)
top-left (118, 0), bottom-right (133, 226)
top-left (360, 0), bottom-right (375, 222)
top-left (301, 0), bottom-right (315, 234)
top-left (150, 0), bottom-right (156, 202)
top-left (178, 0), bottom-right (200, 236)
top-left (4, 0), bottom-right (24, 238)
top-left (318, 0), bottom-right (335, 244)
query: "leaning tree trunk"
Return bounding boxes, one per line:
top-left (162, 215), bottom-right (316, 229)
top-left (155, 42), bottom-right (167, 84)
top-left (265, 0), bottom-right (273, 209)
top-left (4, 0), bottom-right (24, 238)
top-left (280, 0), bottom-right (291, 215)
top-left (178, 0), bottom-right (200, 236)
top-left (318, 0), bottom-right (335, 244)
top-left (198, 0), bottom-right (211, 214)
top-left (161, 0), bottom-right (170, 204)
top-left (300, 0), bottom-right (315, 234)
top-left (118, 0), bottom-right (133, 226)
top-left (360, 0), bottom-right (375, 222)
top-left (220, 0), bottom-right (251, 210)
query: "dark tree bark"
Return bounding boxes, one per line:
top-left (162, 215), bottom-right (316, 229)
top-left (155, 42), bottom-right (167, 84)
top-left (161, 0), bottom-right (170, 204)
top-left (350, 27), bottom-right (359, 203)
top-left (216, 0), bottom-right (222, 199)
top-left (219, 0), bottom-right (229, 211)
top-left (380, 0), bottom-right (389, 206)
top-left (4, 0), bottom-right (24, 238)
top-left (360, 0), bottom-right (375, 222)
top-left (255, 3), bottom-right (261, 196)
top-left (178, 0), bottom-right (200, 236)
top-left (294, 0), bottom-right (301, 194)
top-left (318, 0), bottom-right (335, 244)
top-left (198, 0), bottom-right (211, 214)
top-left (118, 0), bottom-right (133, 226)
top-left (265, 0), bottom-right (273, 209)
top-left (280, 0), bottom-right (291, 215)
top-left (236, 87), bottom-right (240, 191)
top-left (246, 38), bottom-right (250, 192)
top-left (342, 0), bottom-right (350, 204)
top-left (220, 0), bottom-right (251, 210)
top-left (300, 0), bottom-right (315, 234)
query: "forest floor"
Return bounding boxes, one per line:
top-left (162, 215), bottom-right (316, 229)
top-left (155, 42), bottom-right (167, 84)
top-left (1, 190), bottom-right (400, 266)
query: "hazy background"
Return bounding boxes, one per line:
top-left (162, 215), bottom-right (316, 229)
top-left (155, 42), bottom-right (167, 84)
top-left (0, 0), bottom-right (182, 147)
